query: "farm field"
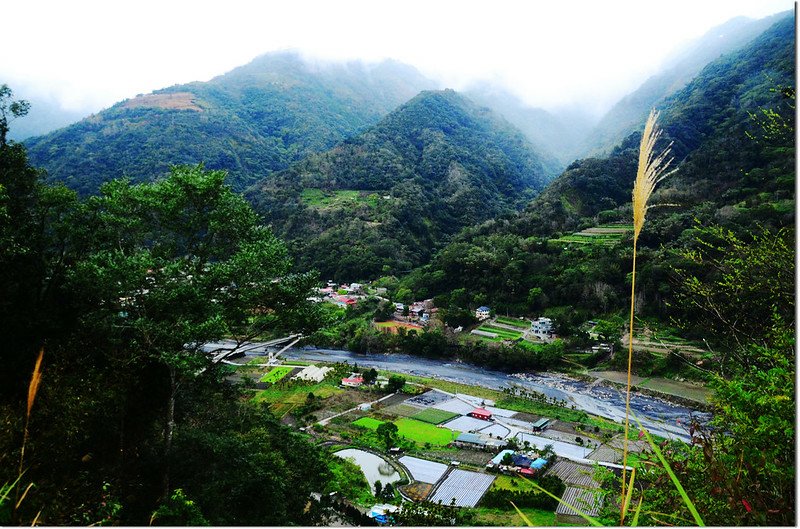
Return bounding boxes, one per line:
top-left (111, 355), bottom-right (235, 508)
top-left (411, 408), bottom-right (460, 424)
top-left (353, 416), bottom-right (458, 446)
top-left (375, 321), bottom-right (424, 334)
top-left (402, 375), bottom-right (505, 402)
top-left (494, 316), bottom-right (531, 329)
top-left (551, 223), bottom-right (633, 246)
top-left (255, 381), bottom-right (342, 417)
top-left (474, 324), bottom-right (524, 342)
top-left (474, 507), bottom-right (557, 526)
top-left (490, 474), bottom-right (539, 491)
top-left (352, 417), bottom-right (384, 429)
top-left (259, 366), bottom-right (294, 384)
top-left (301, 188), bottom-right (381, 210)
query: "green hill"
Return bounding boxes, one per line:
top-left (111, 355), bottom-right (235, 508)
top-left (245, 89), bottom-right (557, 280)
top-left (24, 51), bottom-right (436, 194)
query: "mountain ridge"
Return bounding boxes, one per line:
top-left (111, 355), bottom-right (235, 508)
top-left (23, 51), bottom-right (438, 194)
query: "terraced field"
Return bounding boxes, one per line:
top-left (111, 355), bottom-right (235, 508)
top-left (474, 324), bottom-right (524, 342)
top-left (551, 224), bottom-right (632, 246)
top-left (494, 317), bottom-right (530, 329)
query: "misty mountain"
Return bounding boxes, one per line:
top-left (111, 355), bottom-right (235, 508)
top-left (577, 11), bottom-right (790, 159)
top-left (23, 51), bottom-right (437, 194)
top-left (464, 82), bottom-right (595, 168)
top-left (246, 89), bottom-right (557, 280)
top-left (396, 13), bottom-right (794, 313)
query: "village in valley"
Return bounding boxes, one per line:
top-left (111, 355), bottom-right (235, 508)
top-left (214, 279), bottom-right (675, 526)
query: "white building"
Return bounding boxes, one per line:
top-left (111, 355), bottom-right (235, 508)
top-left (475, 306), bottom-right (491, 320)
top-left (531, 317), bottom-right (554, 336)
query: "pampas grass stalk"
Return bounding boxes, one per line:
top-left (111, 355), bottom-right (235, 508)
top-left (15, 347), bottom-right (44, 518)
top-left (621, 109), bottom-right (673, 520)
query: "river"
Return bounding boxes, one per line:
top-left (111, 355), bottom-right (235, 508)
top-left (204, 341), bottom-right (709, 442)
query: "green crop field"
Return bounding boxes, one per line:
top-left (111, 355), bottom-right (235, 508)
top-left (255, 381), bottom-right (342, 417)
top-left (396, 418), bottom-right (457, 445)
top-left (353, 417), bottom-right (384, 429)
top-left (353, 416), bottom-right (456, 445)
top-left (300, 188), bottom-right (382, 210)
top-left (494, 317), bottom-right (530, 329)
top-left (259, 366), bottom-right (294, 384)
top-left (474, 507), bottom-right (556, 526)
top-left (490, 474), bottom-right (538, 491)
top-left (412, 408), bottom-right (460, 424)
top-left (478, 325), bottom-right (523, 340)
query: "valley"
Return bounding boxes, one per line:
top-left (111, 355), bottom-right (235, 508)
top-left (0, 4), bottom-right (793, 527)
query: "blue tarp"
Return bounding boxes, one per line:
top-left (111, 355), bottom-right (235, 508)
top-left (530, 457), bottom-right (548, 469)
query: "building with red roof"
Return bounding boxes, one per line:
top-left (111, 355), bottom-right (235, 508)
top-left (468, 407), bottom-right (493, 421)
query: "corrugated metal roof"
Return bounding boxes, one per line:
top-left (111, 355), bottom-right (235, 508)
top-left (428, 469), bottom-right (495, 507)
top-left (545, 460), bottom-right (600, 489)
top-left (556, 486), bottom-right (602, 517)
top-left (399, 456), bottom-right (448, 484)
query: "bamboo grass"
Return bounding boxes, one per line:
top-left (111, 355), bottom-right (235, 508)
top-left (622, 109), bottom-right (673, 522)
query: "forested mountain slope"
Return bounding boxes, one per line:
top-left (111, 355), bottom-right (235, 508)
top-left (24, 51), bottom-right (436, 193)
top-left (398, 14), bottom-right (795, 322)
top-left (465, 82), bottom-right (594, 168)
top-left (246, 89), bottom-right (557, 280)
top-left (577, 11), bottom-right (789, 159)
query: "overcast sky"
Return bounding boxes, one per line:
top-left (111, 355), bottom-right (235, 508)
top-left (3, 0), bottom-right (793, 117)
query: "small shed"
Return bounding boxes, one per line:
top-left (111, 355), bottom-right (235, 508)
top-left (532, 418), bottom-right (550, 431)
top-left (469, 407), bottom-right (493, 421)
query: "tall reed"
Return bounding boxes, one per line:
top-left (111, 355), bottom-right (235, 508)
top-left (13, 347), bottom-right (44, 521)
top-left (621, 109), bottom-right (673, 519)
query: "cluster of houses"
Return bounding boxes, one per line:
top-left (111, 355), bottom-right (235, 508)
top-left (394, 298), bottom-right (436, 324)
top-left (313, 281), bottom-right (365, 307)
top-left (486, 449), bottom-right (550, 476)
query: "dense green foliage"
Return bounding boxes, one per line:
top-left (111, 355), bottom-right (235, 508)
top-left (0, 152), bottom-right (330, 525)
top-left (25, 51), bottom-right (435, 193)
top-left (480, 475), bottom-right (565, 509)
top-left (247, 89), bottom-right (556, 280)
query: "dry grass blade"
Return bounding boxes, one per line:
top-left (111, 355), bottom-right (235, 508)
top-left (622, 109), bottom-right (673, 518)
top-left (26, 348), bottom-right (45, 418)
top-left (15, 482), bottom-right (34, 510)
